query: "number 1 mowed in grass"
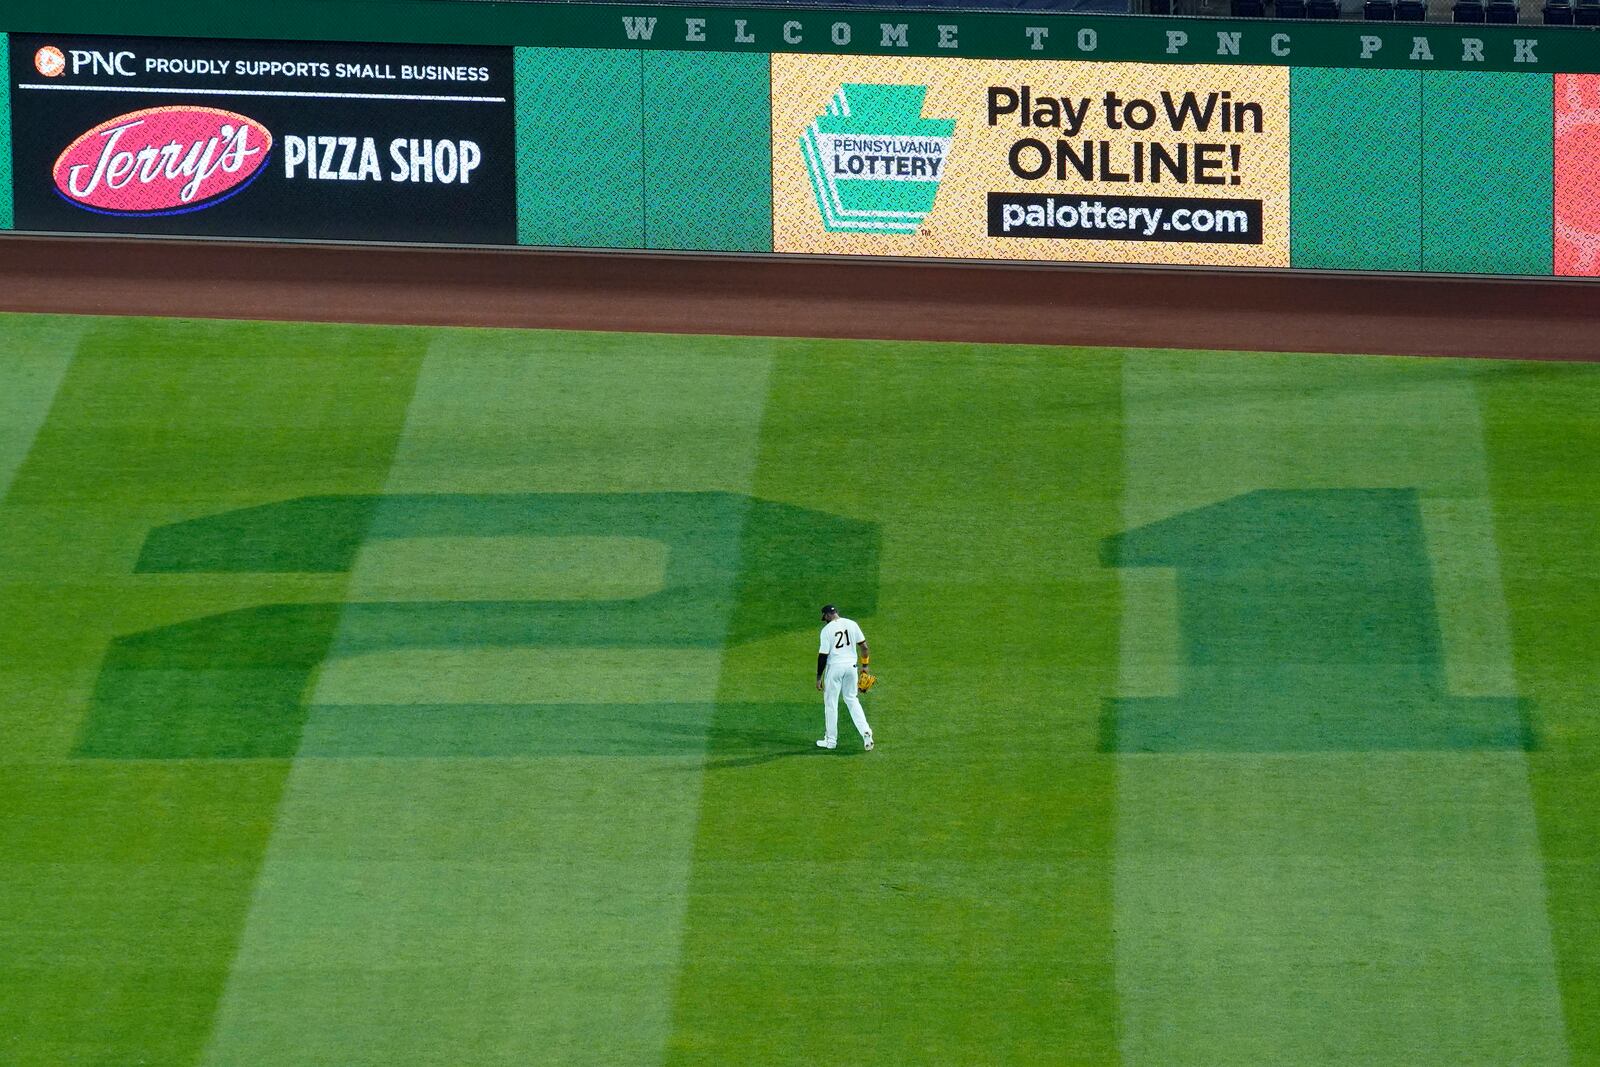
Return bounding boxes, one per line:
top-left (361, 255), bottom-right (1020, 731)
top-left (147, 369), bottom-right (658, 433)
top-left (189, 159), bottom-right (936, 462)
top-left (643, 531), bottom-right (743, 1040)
top-left (1103, 487), bottom-right (1528, 753)
top-left (1105, 487), bottom-right (1564, 1066)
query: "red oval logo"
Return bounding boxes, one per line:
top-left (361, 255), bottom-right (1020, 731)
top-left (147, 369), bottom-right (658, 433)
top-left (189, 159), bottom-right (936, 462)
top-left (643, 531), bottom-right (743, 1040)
top-left (53, 106), bottom-right (273, 216)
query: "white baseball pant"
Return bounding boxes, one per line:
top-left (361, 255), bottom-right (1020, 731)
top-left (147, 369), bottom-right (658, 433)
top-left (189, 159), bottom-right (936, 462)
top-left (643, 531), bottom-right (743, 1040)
top-left (822, 663), bottom-right (871, 744)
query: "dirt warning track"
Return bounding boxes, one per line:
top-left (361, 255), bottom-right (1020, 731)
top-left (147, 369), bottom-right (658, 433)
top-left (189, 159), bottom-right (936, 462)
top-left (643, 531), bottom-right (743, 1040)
top-left (0, 235), bottom-right (1595, 361)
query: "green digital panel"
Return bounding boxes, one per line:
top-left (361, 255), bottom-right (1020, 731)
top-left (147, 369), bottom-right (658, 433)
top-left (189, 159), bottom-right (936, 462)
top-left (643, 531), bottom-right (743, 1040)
top-left (642, 51), bottom-right (772, 252)
top-left (514, 47), bottom-right (643, 249)
top-left (1290, 68), bottom-right (1422, 272)
top-left (1, 33), bottom-right (11, 230)
top-left (1422, 71), bottom-right (1554, 276)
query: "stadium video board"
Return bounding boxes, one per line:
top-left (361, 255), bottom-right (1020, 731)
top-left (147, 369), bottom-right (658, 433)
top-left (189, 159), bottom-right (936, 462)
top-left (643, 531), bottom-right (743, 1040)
top-left (7, 34), bottom-right (515, 243)
top-left (0, 5), bottom-right (1595, 277)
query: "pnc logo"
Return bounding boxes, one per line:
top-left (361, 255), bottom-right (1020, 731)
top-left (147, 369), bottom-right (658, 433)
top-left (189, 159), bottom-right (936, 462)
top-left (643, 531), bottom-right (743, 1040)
top-left (70, 49), bottom-right (138, 77)
top-left (34, 46), bottom-right (66, 78)
top-left (53, 106), bottom-right (274, 217)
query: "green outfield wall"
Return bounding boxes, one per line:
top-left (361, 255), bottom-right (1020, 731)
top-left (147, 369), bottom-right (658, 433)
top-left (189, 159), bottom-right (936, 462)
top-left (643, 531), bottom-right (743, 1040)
top-left (1290, 68), bottom-right (1421, 272)
top-left (3, 3), bottom-right (1599, 275)
top-left (0, 33), bottom-right (11, 230)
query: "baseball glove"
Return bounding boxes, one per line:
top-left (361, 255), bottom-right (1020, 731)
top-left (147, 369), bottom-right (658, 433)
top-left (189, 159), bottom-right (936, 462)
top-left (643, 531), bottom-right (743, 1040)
top-left (858, 669), bottom-right (878, 694)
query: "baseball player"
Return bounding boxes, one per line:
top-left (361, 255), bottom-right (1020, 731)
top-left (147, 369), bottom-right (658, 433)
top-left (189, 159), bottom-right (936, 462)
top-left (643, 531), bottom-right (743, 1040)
top-left (815, 604), bottom-right (874, 751)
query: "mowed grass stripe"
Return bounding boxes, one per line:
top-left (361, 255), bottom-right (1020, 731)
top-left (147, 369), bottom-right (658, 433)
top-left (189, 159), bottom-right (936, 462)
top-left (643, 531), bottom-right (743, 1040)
top-left (1481, 360), bottom-right (1600, 1063)
top-left (0, 316), bottom-right (429, 1067)
top-left (1113, 350), bottom-right (1566, 1064)
top-left (0, 314), bottom-right (80, 512)
top-left (0, 314), bottom-right (82, 762)
top-left (200, 329), bottom-right (775, 1066)
top-left (666, 341), bottom-right (1123, 1064)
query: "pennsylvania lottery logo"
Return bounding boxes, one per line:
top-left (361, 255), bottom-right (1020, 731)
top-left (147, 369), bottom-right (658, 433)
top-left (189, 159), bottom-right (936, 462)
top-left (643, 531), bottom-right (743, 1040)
top-left (799, 84), bottom-right (955, 234)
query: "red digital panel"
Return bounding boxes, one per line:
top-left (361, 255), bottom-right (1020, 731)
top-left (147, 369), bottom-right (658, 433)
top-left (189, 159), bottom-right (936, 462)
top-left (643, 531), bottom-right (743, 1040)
top-left (1555, 74), bottom-right (1600, 277)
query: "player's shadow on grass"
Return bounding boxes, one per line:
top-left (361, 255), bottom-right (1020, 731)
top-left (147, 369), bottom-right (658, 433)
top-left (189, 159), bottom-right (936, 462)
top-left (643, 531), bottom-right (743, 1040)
top-left (642, 704), bottom-right (831, 770)
top-left (698, 749), bottom-right (825, 771)
top-left (275, 700), bottom-right (821, 761)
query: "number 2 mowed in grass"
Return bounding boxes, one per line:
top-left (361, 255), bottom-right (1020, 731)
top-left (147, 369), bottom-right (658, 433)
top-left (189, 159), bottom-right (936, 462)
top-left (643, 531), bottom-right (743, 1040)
top-left (282, 136), bottom-right (482, 184)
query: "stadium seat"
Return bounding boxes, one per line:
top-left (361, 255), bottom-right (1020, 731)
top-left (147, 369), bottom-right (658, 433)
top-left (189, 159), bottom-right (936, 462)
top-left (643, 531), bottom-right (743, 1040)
top-left (1275, 0), bottom-right (1310, 15)
top-left (1453, 0), bottom-right (1488, 18)
top-left (1486, 0), bottom-right (1519, 18)
top-left (1233, 0), bottom-right (1267, 13)
top-left (1576, 1), bottom-right (1600, 20)
top-left (1544, 0), bottom-right (1574, 19)
top-left (1364, 0), bottom-right (1397, 17)
top-left (1307, 0), bottom-right (1341, 16)
top-left (1395, 0), bottom-right (1428, 16)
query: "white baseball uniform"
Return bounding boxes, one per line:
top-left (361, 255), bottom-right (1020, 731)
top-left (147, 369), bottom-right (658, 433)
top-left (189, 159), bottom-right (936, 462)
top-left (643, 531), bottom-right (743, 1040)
top-left (819, 617), bottom-right (872, 745)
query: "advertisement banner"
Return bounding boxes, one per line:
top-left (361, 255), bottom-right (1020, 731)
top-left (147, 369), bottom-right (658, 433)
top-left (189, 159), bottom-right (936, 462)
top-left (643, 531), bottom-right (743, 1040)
top-left (8, 33), bottom-right (516, 243)
top-left (773, 55), bottom-right (1290, 267)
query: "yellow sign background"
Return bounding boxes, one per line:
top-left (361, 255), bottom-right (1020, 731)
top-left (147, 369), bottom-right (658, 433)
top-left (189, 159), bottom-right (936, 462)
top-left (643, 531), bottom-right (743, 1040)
top-left (773, 54), bottom-right (1291, 267)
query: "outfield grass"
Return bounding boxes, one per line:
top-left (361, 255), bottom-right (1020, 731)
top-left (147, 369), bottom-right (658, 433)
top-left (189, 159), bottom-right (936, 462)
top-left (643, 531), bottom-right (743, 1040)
top-left (0, 313), bottom-right (1597, 1065)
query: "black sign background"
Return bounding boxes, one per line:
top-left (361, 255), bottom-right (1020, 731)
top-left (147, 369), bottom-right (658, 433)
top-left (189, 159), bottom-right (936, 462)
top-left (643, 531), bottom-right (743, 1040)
top-left (986, 192), bottom-right (1265, 245)
top-left (10, 33), bottom-right (516, 244)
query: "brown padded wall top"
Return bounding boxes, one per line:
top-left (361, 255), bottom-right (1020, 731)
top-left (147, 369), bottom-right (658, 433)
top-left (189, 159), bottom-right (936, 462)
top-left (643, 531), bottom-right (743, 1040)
top-left (0, 236), bottom-right (1596, 361)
